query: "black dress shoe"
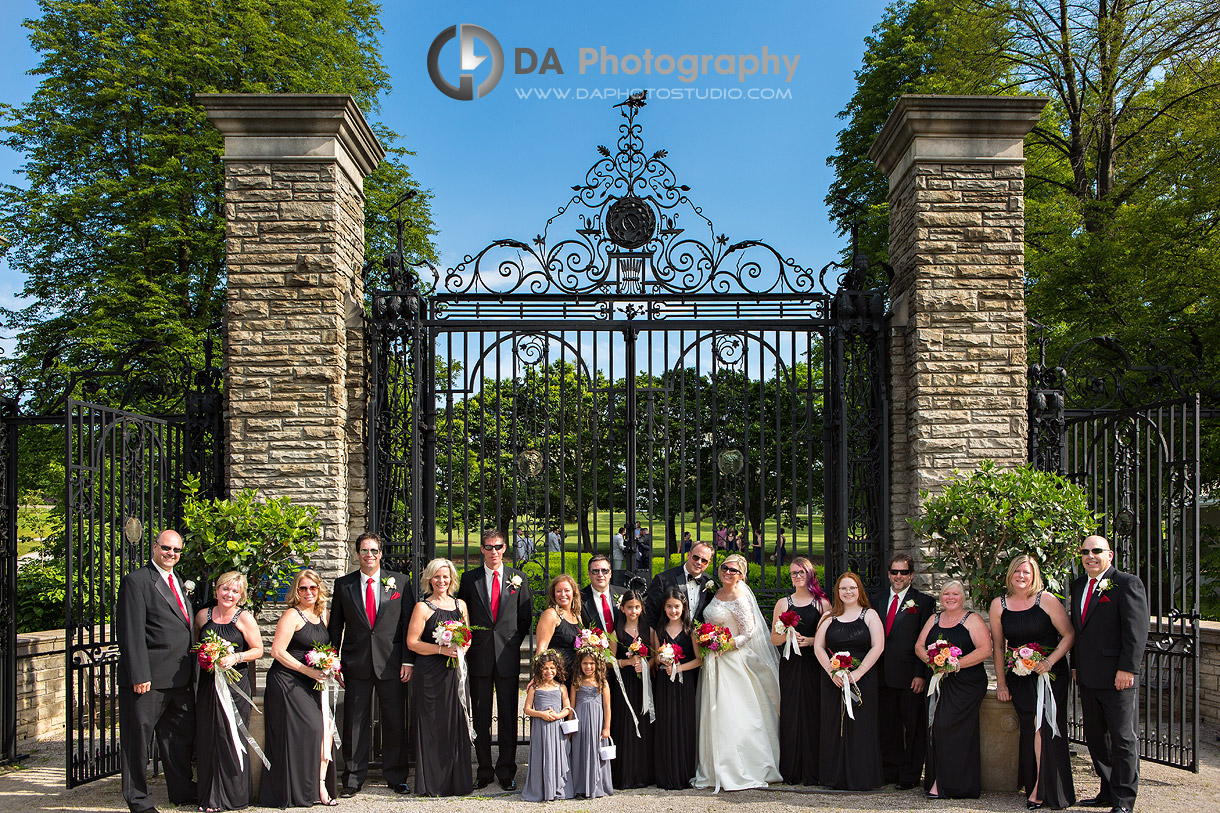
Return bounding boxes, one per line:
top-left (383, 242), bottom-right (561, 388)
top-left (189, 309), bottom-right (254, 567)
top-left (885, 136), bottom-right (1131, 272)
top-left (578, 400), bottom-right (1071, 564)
top-left (339, 786), bottom-right (360, 798)
top-left (473, 778), bottom-right (492, 790)
top-left (1079, 797), bottom-right (1113, 808)
top-left (500, 778), bottom-right (517, 791)
top-left (896, 782), bottom-right (917, 790)
top-left (1108, 808), bottom-right (1131, 813)
top-left (390, 783), bottom-right (411, 794)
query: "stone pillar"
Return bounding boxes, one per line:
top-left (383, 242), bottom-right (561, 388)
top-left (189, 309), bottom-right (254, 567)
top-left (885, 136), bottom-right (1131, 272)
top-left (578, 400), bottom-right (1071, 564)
top-left (200, 94), bottom-right (384, 583)
top-left (868, 95), bottom-right (1047, 576)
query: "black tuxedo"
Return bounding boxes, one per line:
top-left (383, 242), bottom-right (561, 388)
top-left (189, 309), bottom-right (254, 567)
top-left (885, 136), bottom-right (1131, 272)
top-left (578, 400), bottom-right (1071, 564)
top-left (869, 586), bottom-right (935, 786)
top-left (644, 563), bottom-right (712, 632)
top-left (1070, 566), bottom-right (1149, 808)
top-left (116, 562), bottom-right (196, 812)
top-left (580, 584), bottom-right (624, 632)
top-left (328, 568), bottom-right (416, 789)
top-left (457, 565), bottom-right (533, 784)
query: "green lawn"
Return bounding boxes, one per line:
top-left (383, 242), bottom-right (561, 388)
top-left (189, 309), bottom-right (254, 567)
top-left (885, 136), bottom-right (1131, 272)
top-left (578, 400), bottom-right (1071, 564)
top-left (17, 503), bottom-right (58, 557)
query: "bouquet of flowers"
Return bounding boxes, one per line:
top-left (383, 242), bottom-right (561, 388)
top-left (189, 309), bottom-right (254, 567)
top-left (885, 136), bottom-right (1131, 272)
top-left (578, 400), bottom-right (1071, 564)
top-left (193, 629), bottom-right (241, 683)
top-left (432, 619), bottom-right (476, 667)
top-left (829, 650), bottom-right (863, 719)
top-left (926, 638), bottom-right (962, 675)
top-left (627, 638), bottom-right (649, 659)
top-left (828, 651), bottom-right (860, 674)
top-left (574, 627), bottom-right (615, 663)
top-left (695, 622), bottom-right (735, 657)
top-left (657, 641), bottom-right (684, 683)
top-left (1006, 642), bottom-right (1055, 678)
top-left (304, 643), bottom-right (342, 691)
top-left (773, 609), bottom-right (802, 659)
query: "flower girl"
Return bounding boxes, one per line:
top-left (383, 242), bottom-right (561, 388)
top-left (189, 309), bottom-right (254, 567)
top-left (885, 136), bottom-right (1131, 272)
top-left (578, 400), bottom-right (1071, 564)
top-left (569, 651), bottom-right (613, 798)
top-left (521, 651), bottom-right (573, 802)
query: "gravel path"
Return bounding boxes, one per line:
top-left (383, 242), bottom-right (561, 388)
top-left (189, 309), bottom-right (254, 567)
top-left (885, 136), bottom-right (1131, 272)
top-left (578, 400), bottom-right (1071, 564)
top-left (1, 732), bottom-right (1216, 813)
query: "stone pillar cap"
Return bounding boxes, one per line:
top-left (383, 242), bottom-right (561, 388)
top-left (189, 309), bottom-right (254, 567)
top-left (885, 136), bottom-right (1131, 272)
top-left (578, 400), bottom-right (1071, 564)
top-left (868, 94), bottom-right (1048, 182)
top-left (198, 93), bottom-right (386, 182)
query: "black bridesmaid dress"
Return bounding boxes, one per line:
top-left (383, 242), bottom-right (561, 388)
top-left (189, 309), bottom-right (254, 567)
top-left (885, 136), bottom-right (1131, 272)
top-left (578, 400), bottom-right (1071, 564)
top-left (652, 627), bottom-right (699, 790)
top-left (549, 614), bottom-right (580, 678)
top-left (1002, 592), bottom-right (1075, 808)
top-left (196, 608), bottom-right (253, 810)
top-left (777, 597), bottom-right (821, 785)
top-left (411, 602), bottom-right (473, 796)
top-left (260, 610), bottom-right (338, 808)
top-left (610, 625), bottom-right (654, 788)
top-left (923, 611), bottom-right (987, 799)
top-left (818, 609), bottom-right (882, 790)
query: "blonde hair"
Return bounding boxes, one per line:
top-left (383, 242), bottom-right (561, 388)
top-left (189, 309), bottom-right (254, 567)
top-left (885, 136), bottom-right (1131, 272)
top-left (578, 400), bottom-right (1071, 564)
top-left (286, 569), bottom-right (328, 613)
top-left (1005, 555), bottom-right (1045, 598)
top-left (215, 571), bottom-right (248, 605)
top-left (420, 558), bottom-right (459, 598)
top-left (722, 553), bottom-right (748, 574)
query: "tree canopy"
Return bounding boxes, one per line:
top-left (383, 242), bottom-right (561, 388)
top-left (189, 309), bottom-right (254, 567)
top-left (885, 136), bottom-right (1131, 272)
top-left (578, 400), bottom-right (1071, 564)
top-left (0, 0), bottom-right (437, 412)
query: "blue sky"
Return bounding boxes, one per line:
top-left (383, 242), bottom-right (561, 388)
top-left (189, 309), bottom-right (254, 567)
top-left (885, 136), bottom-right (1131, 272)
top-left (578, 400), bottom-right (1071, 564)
top-left (0, 0), bottom-right (893, 350)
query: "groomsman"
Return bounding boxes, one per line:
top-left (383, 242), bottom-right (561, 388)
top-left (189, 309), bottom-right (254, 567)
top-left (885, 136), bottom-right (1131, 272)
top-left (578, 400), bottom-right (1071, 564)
top-left (869, 553), bottom-right (935, 790)
top-left (1071, 535), bottom-right (1149, 813)
top-left (644, 540), bottom-right (714, 630)
top-left (581, 553), bottom-right (624, 631)
top-left (116, 529), bottom-right (196, 813)
top-left (328, 532), bottom-right (416, 796)
top-left (458, 529), bottom-right (533, 791)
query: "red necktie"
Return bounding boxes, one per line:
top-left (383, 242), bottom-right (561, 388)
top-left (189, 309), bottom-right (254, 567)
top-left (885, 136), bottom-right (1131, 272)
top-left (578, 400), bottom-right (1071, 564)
top-left (365, 577), bottom-right (377, 627)
top-left (168, 574), bottom-right (189, 622)
top-left (491, 570), bottom-right (501, 622)
top-left (1081, 578), bottom-right (1097, 622)
top-left (601, 592), bottom-right (613, 630)
top-left (885, 594), bottom-right (899, 636)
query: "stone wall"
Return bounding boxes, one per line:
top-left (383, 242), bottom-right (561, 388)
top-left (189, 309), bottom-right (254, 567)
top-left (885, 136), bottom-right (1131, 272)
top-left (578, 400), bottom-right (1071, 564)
top-left (1201, 620), bottom-right (1220, 731)
top-left (14, 629), bottom-right (66, 743)
top-left (869, 95), bottom-right (1048, 582)
top-left (199, 94), bottom-right (384, 583)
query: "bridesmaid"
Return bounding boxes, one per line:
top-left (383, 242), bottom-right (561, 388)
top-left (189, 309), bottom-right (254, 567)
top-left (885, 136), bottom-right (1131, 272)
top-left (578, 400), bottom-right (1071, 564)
top-left (406, 557), bottom-right (473, 796)
top-left (990, 556), bottom-right (1076, 809)
top-left (916, 580), bottom-right (993, 799)
top-left (770, 556), bottom-right (827, 785)
top-left (650, 587), bottom-right (702, 790)
top-left (535, 573), bottom-right (583, 675)
top-left (611, 589), bottom-right (654, 788)
top-left (260, 570), bottom-right (339, 808)
top-left (813, 571), bottom-right (884, 791)
top-left (194, 572), bottom-right (263, 812)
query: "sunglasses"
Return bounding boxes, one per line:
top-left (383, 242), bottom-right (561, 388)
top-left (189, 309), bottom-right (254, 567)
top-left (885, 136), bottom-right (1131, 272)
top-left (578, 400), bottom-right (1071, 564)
top-left (159, 544), bottom-right (183, 554)
top-left (690, 554), bottom-right (709, 564)
top-left (1079, 547), bottom-right (1109, 556)
top-left (589, 568), bottom-right (611, 575)
top-left (298, 585), bottom-right (319, 592)
top-left (720, 565), bottom-right (742, 575)
top-left (889, 568), bottom-right (910, 575)
top-left (482, 543), bottom-right (506, 551)
top-left (359, 548), bottom-right (380, 556)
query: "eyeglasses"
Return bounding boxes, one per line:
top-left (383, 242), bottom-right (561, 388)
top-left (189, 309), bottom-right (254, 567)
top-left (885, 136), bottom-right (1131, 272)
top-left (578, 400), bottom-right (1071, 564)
top-left (690, 554), bottom-right (709, 564)
top-left (482, 543), bottom-right (506, 551)
top-left (1079, 547), bottom-right (1109, 556)
top-left (358, 548), bottom-right (380, 556)
top-left (720, 565), bottom-right (742, 575)
top-left (889, 568), bottom-right (910, 575)
top-left (298, 585), bottom-right (319, 593)
top-left (159, 545), bottom-right (183, 555)
top-left (589, 568), bottom-right (611, 575)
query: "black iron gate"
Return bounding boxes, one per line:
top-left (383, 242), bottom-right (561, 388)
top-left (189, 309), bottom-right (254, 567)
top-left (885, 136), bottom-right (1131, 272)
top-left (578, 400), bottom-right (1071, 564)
top-left (0, 396), bottom-right (16, 767)
top-left (1029, 334), bottom-right (1205, 771)
top-left (368, 101), bottom-right (889, 616)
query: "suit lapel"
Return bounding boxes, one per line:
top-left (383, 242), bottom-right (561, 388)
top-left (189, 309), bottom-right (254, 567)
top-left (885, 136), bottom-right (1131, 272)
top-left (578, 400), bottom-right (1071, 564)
top-left (475, 569), bottom-right (492, 623)
top-left (352, 574), bottom-right (373, 630)
top-left (152, 566), bottom-right (190, 627)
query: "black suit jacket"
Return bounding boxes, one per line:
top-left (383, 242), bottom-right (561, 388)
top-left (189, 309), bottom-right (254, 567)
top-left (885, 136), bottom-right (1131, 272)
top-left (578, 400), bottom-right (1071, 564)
top-left (328, 568), bottom-right (416, 681)
top-left (116, 563), bottom-right (194, 689)
top-left (869, 586), bottom-right (935, 688)
top-left (457, 566), bottom-right (533, 678)
top-left (580, 584), bottom-right (624, 632)
top-left (1070, 566), bottom-right (1149, 689)
top-left (644, 564), bottom-right (713, 631)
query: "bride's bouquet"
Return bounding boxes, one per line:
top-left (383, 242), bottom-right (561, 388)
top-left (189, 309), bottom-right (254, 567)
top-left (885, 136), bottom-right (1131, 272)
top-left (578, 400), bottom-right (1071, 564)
top-left (304, 643), bottom-right (342, 691)
top-left (574, 627), bottom-right (615, 663)
top-left (193, 629), bottom-right (241, 682)
top-left (432, 619), bottom-right (476, 667)
top-left (695, 622), bottom-right (735, 657)
top-left (829, 650), bottom-right (863, 720)
top-left (657, 641), bottom-right (684, 683)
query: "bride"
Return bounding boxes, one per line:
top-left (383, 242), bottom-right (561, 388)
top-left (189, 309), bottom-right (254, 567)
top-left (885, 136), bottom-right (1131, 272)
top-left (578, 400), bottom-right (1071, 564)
top-left (693, 553), bottom-right (782, 791)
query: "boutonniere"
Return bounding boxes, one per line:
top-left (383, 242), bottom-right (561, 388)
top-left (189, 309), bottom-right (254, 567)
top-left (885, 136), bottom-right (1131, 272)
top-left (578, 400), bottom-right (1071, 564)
top-left (702, 579), bottom-right (717, 593)
top-left (183, 579), bottom-right (196, 594)
top-left (1096, 578), bottom-right (1113, 593)
top-left (508, 574), bottom-right (523, 592)
top-left (382, 576), bottom-right (397, 593)
top-left (902, 599), bottom-right (917, 613)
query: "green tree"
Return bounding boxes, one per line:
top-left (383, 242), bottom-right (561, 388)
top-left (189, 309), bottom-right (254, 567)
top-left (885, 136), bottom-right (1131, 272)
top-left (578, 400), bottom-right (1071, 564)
top-left (0, 0), bottom-right (436, 411)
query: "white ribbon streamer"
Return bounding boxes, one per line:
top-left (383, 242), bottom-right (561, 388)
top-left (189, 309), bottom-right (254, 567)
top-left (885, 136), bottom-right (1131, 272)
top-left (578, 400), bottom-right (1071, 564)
top-left (835, 669), bottom-right (859, 720)
top-left (926, 671), bottom-right (945, 731)
top-left (640, 659), bottom-right (655, 722)
top-left (782, 627), bottom-right (801, 660)
top-left (213, 668), bottom-right (270, 770)
top-left (454, 647), bottom-right (477, 743)
top-left (609, 658), bottom-right (642, 737)
top-left (321, 678), bottom-right (342, 752)
top-left (1035, 671), bottom-right (1060, 739)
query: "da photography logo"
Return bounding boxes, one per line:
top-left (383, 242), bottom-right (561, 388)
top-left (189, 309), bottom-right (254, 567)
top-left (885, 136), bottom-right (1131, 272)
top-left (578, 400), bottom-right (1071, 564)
top-left (427, 24), bottom-right (504, 101)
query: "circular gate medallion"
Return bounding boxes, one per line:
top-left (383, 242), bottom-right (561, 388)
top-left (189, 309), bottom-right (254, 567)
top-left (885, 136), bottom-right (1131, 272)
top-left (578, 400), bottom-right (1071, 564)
top-left (606, 196), bottom-right (656, 249)
top-left (718, 449), bottom-right (745, 477)
top-left (124, 516), bottom-right (144, 545)
top-left (517, 450), bottom-right (544, 478)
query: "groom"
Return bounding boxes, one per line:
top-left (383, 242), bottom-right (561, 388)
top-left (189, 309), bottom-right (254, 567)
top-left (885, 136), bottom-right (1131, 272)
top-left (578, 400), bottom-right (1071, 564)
top-left (644, 540), bottom-right (714, 630)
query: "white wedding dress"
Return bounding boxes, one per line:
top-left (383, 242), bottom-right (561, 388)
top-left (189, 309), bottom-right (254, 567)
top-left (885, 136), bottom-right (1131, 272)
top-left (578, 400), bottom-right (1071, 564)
top-left (692, 586), bottom-right (782, 791)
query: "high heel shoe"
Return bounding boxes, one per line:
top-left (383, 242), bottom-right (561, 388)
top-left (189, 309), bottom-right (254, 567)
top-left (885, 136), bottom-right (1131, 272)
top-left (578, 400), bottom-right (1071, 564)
top-left (1027, 801), bottom-right (1044, 810)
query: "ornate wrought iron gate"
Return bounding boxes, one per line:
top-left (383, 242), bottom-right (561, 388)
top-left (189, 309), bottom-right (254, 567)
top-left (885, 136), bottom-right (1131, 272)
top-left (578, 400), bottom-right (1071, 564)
top-left (367, 102), bottom-right (889, 613)
top-left (1029, 335), bottom-right (1204, 771)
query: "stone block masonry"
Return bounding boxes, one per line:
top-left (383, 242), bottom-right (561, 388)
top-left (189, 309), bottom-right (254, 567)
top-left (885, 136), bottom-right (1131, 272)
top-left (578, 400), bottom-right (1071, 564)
top-left (869, 95), bottom-right (1047, 584)
top-left (200, 95), bottom-right (384, 591)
